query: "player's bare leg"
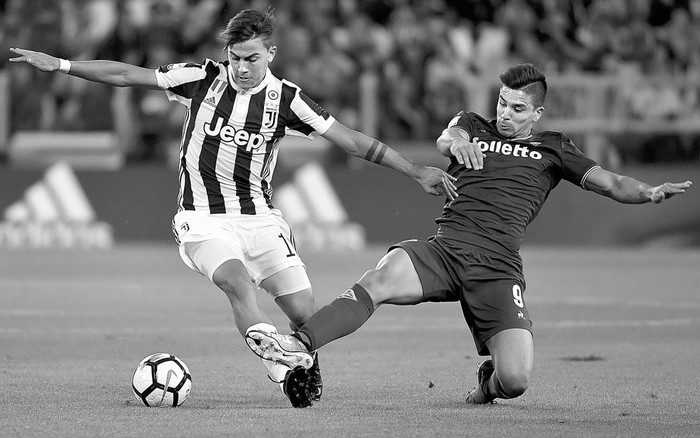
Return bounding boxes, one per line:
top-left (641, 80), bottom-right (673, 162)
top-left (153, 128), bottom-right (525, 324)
top-left (466, 328), bottom-right (534, 404)
top-left (360, 247), bottom-right (424, 306)
top-left (263, 268), bottom-right (323, 399)
top-left (262, 266), bottom-right (317, 329)
top-left (286, 247), bottom-right (423, 354)
top-left (212, 259), bottom-right (274, 336)
top-left (261, 267), bottom-right (321, 405)
top-left (211, 260), bottom-right (314, 407)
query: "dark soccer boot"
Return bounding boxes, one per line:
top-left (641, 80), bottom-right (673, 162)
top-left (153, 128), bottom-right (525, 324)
top-left (465, 359), bottom-right (496, 404)
top-left (282, 366), bottom-right (314, 408)
top-left (307, 352), bottom-right (323, 401)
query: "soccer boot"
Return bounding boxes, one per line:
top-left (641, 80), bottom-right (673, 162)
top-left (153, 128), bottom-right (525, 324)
top-left (282, 366), bottom-right (314, 408)
top-left (246, 329), bottom-right (314, 369)
top-left (307, 352), bottom-right (323, 401)
top-left (465, 359), bottom-right (496, 404)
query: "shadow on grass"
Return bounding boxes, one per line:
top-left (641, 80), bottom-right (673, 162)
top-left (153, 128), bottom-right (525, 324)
top-left (559, 354), bottom-right (605, 362)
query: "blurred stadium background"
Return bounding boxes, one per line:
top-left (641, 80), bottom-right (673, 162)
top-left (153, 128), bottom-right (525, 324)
top-left (1, 0), bottom-right (699, 250)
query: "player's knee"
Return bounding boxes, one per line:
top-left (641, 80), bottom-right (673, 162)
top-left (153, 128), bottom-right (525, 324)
top-left (358, 268), bottom-right (393, 302)
top-left (276, 290), bottom-right (315, 324)
top-left (213, 272), bottom-right (254, 299)
top-left (497, 369), bottom-right (530, 398)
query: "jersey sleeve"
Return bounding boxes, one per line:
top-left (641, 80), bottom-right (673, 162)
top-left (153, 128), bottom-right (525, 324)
top-left (284, 89), bottom-right (336, 139)
top-left (446, 111), bottom-right (474, 136)
top-left (154, 61), bottom-right (209, 106)
top-left (559, 133), bottom-right (600, 188)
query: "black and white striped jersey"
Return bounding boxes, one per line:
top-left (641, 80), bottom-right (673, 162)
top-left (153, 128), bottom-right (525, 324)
top-left (155, 60), bottom-right (335, 215)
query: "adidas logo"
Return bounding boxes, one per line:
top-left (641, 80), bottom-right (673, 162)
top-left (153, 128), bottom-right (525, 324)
top-left (0, 161), bottom-right (113, 249)
top-left (337, 289), bottom-right (357, 301)
top-left (274, 162), bottom-right (365, 252)
top-left (203, 96), bottom-right (217, 107)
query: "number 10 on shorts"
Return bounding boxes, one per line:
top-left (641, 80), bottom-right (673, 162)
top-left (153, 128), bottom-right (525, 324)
top-left (278, 233), bottom-right (296, 257)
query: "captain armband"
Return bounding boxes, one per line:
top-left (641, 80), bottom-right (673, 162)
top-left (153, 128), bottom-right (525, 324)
top-left (365, 140), bottom-right (388, 164)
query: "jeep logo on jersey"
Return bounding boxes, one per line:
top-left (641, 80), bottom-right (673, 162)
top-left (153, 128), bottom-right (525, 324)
top-left (204, 117), bottom-right (266, 151)
top-left (472, 136), bottom-right (543, 160)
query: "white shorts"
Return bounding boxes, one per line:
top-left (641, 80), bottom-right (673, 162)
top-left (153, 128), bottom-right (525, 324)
top-left (172, 209), bottom-right (310, 294)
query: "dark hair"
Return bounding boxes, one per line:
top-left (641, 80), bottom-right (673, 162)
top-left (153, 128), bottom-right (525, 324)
top-left (499, 63), bottom-right (547, 107)
top-left (220, 9), bottom-right (276, 49)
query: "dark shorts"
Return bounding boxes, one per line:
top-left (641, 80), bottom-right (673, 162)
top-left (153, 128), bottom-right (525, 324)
top-left (390, 238), bottom-right (532, 356)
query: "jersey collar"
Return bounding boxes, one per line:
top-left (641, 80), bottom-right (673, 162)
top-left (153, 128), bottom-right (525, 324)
top-left (511, 132), bottom-right (534, 141)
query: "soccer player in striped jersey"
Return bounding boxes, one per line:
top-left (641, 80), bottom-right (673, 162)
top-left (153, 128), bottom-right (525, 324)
top-left (9, 9), bottom-right (456, 408)
top-left (243, 63), bottom-right (693, 405)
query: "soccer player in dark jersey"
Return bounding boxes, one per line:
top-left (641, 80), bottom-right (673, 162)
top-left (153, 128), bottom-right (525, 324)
top-left (243, 63), bottom-right (693, 405)
top-left (8, 9), bottom-right (456, 408)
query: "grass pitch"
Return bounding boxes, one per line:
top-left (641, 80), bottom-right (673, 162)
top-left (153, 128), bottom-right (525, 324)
top-left (1, 244), bottom-right (699, 437)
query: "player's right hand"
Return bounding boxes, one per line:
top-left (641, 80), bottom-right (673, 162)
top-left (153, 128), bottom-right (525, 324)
top-left (449, 137), bottom-right (484, 170)
top-left (8, 48), bottom-right (60, 72)
top-left (416, 166), bottom-right (458, 200)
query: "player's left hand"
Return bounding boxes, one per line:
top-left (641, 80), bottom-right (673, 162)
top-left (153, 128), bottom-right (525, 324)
top-left (417, 166), bottom-right (458, 200)
top-left (649, 180), bottom-right (692, 203)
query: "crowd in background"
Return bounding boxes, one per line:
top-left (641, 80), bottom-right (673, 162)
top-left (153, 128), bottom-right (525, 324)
top-left (1, 0), bottom-right (699, 164)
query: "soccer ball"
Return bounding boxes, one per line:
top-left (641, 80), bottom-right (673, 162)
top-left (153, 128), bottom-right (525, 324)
top-left (132, 353), bottom-right (192, 407)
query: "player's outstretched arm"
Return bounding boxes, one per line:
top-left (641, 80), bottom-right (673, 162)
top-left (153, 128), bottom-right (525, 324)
top-left (8, 48), bottom-right (160, 89)
top-left (321, 121), bottom-right (457, 200)
top-left (584, 167), bottom-right (692, 204)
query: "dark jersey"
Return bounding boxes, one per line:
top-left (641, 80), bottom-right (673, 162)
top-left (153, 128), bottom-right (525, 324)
top-left (435, 111), bottom-right (599, 268)
top-left (154, 60), bottom-right (335, 215)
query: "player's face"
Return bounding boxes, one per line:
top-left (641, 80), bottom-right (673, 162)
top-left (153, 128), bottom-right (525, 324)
top-left (495, 86), bottom-right (543, 139)
top-left (227, 37), bottom-right (276, 90)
